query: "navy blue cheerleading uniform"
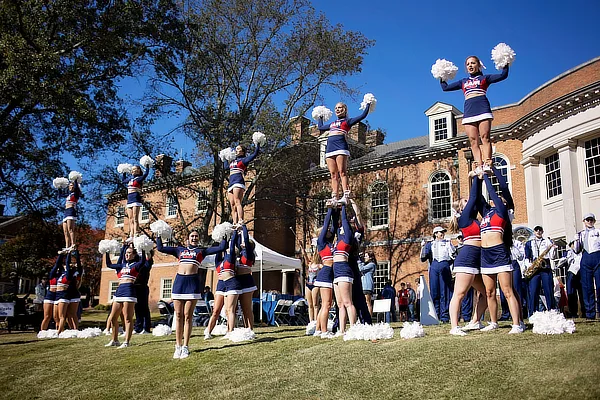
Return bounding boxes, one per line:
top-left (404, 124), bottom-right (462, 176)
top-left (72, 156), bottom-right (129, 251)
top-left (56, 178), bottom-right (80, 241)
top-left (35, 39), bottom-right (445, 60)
top-left (236, 225), bottom-right (257, 294)
top-left (45, 254), bottom-right (64, 304)
top-left (318, 104), bottom-right (370, 158)
top-left (134, 256), bottom-right (153, 333)
top-left (224, 145), bottom-right (260, 192)
top-left (216, 233), bottom-right (242, 296)
top-left (106, 244), bottom-right (146, 303)
top-left (212, 240), bottom-right (227, 296)
top-left (314, 207), bottom-right (337, 289)
top-left (454, 177), bottom-right (482, 275)
top-left (441, 67), bottom-right (508, 124)
top-left (333, 205), bottom-right (355, 284)
top-left (157, 237), bottom-right (227, 300)
top-left (479, 174), bottom-right (512, 274)
top-left (61, 180), bottom-right (82, 222)
top-left (66, 252), bottom-right (83, 303)
top-left (122, 167), bottom-right (150, 208)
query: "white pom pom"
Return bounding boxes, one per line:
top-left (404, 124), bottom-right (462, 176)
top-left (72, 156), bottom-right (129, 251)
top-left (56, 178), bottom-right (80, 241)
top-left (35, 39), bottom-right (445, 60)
top-left (431, 59), bottom-right (459, 81)
top-left (491, 42), bottom-right (516, 70)
top-left (529, 310), bottom-right (575, 335)
top-left (359, 93), bottom-right (377, 113)
top-left (58, 329), bottom-right (80, 339)
top-left (311, 106), bottom-right (333, 122)
top-left (52, 177), bottom-right (69, 189)
top-left (400, 322), bottom-right (425, 339)
top-left (77, 327), bottom-right (102, 338)
top-left (150, 220), bottom-right (173, 240)
top-left (38, 329), bottom-right (59, 339)
top-left (68, 171), bottom-right (82, 183)
top-left (219, 148), bottom-right (236, 162)
top-left (140, 155), bottom-right (154, 168)
top-left (225, 327), bottom-right (256, 342)
top-left (305, 320), bottom-right (317, 336)
top-left (211, 322), bottom-right (228, 336)
top-left (342, 322), bottom-right (394, 341)
top-left (117, 163), bottom-right (133, 174)
top-left (133, 235), bottom-right (154, 253)
top-left (152, 324), bottom-right (173, 336)
top-left (212, 222), bottom-right (234, 242)
top-left (98, 239), bottom-right (121, 254)
top-left (252, 131), bottom-right (266, 147)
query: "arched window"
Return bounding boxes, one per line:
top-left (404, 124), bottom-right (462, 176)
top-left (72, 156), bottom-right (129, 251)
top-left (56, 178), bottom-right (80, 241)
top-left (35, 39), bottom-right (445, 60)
top-left (371, 182), bottom-right (389, 227)
top-left (430, 171), bottom-right (451, 220)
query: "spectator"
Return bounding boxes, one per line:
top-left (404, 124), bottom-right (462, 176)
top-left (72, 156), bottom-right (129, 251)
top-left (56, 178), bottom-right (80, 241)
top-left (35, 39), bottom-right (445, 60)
top-left (414, 278), bottom-right (421, 322)
top-left (380, 280), bottom-right (396, 323)
top-left (397, 282), bottom-right (409, 322)
top-left (406, 282), bottom-right (416, 321)
top-left (34, 278), bottom-right (47, 312)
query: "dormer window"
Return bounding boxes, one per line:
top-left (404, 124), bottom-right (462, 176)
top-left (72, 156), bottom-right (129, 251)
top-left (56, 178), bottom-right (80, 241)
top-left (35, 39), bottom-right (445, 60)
top-left (424, 102), bottom-right (461, 147)
top-left (434, 118), bottom-right (448, 141)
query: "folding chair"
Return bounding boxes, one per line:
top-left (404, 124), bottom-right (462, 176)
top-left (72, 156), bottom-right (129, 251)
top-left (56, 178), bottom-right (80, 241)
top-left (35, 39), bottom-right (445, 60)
top-left (273, 300), bottom-right (292, 326)
top-left (373, 299), bottom-right (391, 323)
top-left (193, 300), bottom-right (211, 326)
top-left (157, 300), bottom-right (174, 326)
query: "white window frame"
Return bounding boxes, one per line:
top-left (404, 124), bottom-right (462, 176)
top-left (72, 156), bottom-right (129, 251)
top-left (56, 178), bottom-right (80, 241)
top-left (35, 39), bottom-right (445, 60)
top-left (196, 188), bottom-right (209, 214)
top-left (319, 137), bottom-right (327, 168)
top-left (166, 195), bottom-right (178, 219)
top-left (584, 137), bottom-right (600, 187)
top-left (115, 206), bottom-right (125, 227)
top-left (429, 171), bottom-right (452, 221)
top-left (373, 261), bottom-right (390, 294)
top-left (370, 181), bottom-right (389, 229)
top-left (161, 278), bottom-right (173, 300)
top-left (433, 117), bottom-right (448, 141)
top-left (545, 153), bottom-right (562, 199)
top-left (140, 202), bottom-right (150, 223)
top-left (315, 199), bottom-right (328, 228)
top-left (108, 281), bottom-right (119, 302)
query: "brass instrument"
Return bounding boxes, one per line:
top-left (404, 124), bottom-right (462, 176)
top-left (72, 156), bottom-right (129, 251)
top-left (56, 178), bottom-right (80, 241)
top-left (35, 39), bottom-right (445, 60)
top-left (524, 239), bottom-right (554, 279)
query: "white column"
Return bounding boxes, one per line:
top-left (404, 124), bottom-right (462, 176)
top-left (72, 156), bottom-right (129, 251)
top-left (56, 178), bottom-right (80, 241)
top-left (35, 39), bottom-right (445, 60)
top-left (521, 156), bottom-right (542, 227)
top-left (555, 139), bottom-right (580, 239)
top-left (281, 271), bottom-right (288, 294)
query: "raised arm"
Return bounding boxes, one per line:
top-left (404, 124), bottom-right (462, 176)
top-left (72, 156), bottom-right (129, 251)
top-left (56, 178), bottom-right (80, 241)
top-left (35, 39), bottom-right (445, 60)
top-left (117, 243), bottom-right (128, 265)
top-left (346, 103), bottom-right (370, 126)
top-left (491, 166), bottom-right (514, 211)
top-left (440, 78), bottom-right (463, 92)
top-left (73, 180), bottom-right (82, 200)
top-left (339, 205), bottom-right (352, 243)
top-left (317, 207), bottom-right (334, 248)
top-left (50, 254), bottom-right (65, 279)
top-left (317, 117), bottom-right (332, 132)
top-left (350, 199), bottom-right (363, 230)
top-left (75, 251), bottom-right (83, 275)
top-left (485, 66), bottom-right (509, 84)
top-left (156, 237), bottom-right (179, 258)
top-left (205, 238), bottom-right (228, 256)
top-left (241, 144), bottom-right (260, 166)
top-left (121, 173), bottom-right (129, 187)
top-left (482, 174), bottom-right (507, 218)
top-left (228, 230), bottom-right (238, 261)
top-left (461, 176), bottom-right (482, 223)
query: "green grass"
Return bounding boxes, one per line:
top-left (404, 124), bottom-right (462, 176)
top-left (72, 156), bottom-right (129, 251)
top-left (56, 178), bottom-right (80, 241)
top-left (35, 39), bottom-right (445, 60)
top-left (1, 316), bottom-right (600, 400)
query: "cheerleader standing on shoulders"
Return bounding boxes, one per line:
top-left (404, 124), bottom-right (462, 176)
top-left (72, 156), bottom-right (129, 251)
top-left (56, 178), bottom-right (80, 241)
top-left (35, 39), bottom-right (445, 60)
top-left (40, 254), bottom-right (63, 331)
top-left (104, 243), bottom-right (146, 348)
top-left (66, 251), bottom-right (83, 330)
top-left (333, 205), bottom-right (357, 335)
top-left (205, 238), bottom-right (228, 340)
top-left (157, 230), bottom-right (226, 358)
top-left (317, 101), bottom-right (371, 205)
top-left (61, 180), bottom-right (83, 252)
top-left (299, 240), bottom-right (321, 326)
top-left (225, 143), bottom-right (260, 225)
top-left (447, 175), bottom-right (488, 335)
top-left (236, 224), bottom-right (258, 330)
top-left (313, 207), bottom-right (338, 338)
top-left (122, 163), bottom-right (151, 241)
top-left (479, 172), bottom-right (523, 333)
top-left (440, 57), bottom-right (509, 173)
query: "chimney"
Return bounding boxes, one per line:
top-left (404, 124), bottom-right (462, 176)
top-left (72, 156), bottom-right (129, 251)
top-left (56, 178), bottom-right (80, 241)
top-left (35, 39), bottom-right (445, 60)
top-left (290, 116), bottom-right (311, 145)
top-left (154, 154), bottom-right (173, 178)
top-left (366, 129), bottom-right (385, 148)
top-left (348, 121), bottom-right (367, 145)
top-left (175, 159), bottom-right (192, 174)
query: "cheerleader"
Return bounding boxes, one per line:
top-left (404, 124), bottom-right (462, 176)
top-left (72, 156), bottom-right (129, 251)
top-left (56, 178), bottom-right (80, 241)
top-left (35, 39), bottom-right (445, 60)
top-left (220, 229), bottom-right (243, 334)
top-left (236, 224), bottom-right (258, 330)
top-left (60, 180), bottom-right (83, 253)
top-left (447, 175), bottom-right (488, 335)
top-left (348, 199), bottom-right (372, 324)
top-left (313, 207), bottom-right (338, 337)
top-left (66, 251), bottom-right (83, 330)
top-left (157, 230), bottom-right (226, 358)
top-left (55, 252), bottom-right (74, 333)
top-left (40, 254), bottom-right (63, 331)
top-left (333, 205), bottom-right (357, 335)
top-left (104, 244), bottom-right (146, 348)
top-left (317, 102), bottom-right (370, 205)
top-left (441, 57), bottom-right (509, 172)
top-left (122, 163), bottom-right (151, 241)
top-left (479, 173), bottom-right (523, 333)
top-left (299, 240), bottom-right (321, 325)
top-left (205, 239), bottom-right (228, 340)
top-left (225, 144), bottom-right (260, 225)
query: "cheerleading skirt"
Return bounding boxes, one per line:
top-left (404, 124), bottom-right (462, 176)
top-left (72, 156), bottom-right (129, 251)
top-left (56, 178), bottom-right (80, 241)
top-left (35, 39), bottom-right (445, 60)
top-left (453, 244), bottom-right (481, 275)
top-left (481, 243), bottom-right (513, 274)
top-left (113, 282), bottom-right (137, 303)
top-left (325, 134), bottom-right (350, 158)
top-left (314, 265), bottom-right (334, 288)
top-left (462, 96), bottom-right (493, 124)
top-left (333, 261), bottom-right (354, 284)
top-left (172, 274), bottom-right (202, 300)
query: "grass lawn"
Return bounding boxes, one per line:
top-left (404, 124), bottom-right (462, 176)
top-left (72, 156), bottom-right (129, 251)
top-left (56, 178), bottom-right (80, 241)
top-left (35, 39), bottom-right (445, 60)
top-left (1, 314), bottom-right (599, 400)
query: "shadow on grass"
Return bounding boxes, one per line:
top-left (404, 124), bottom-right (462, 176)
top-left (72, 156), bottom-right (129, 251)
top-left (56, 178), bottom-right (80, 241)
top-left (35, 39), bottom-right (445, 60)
top-left (190, 334), bottom-right (301, 353)
top-left (0, 339), bottom-right (39, 346)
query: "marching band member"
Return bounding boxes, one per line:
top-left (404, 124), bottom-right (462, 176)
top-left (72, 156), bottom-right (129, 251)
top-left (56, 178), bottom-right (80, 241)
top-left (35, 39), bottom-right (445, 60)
top-left (421, 226), bottom-right (456, 323)
top-left (524, 225), bottom-right (556, 316)
top-left (573, 213), bottom-right (600, 319)
top-left (440, 57), bottom-right (509, 173)
top-left (225, 144), bottom-right (260, 225)
top-left (236, 224), bottom-right (258, 330)
top-left (122, 163), bottom-right (151, 241)
top-left (317, 102), bottom-right (370, 206)
top-left (104, 244), bottom-right (146, 348)
top-left (333, 205), bottom-right (357, 335)
top-left (314, 207), bottom-right (338, 338)
top-left (157, 230), bottom-right (226, 358)
top-left (565, 241), bottom-right (584, 318)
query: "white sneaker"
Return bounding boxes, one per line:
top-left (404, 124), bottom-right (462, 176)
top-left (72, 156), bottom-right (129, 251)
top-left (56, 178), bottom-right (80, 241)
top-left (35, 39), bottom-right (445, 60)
top-left (462, 321), bottom-right (484, 331)
top-left (333, 330), bottom-right (344, 338)
top-left (105, 340), bottom-right (120, 347)
top-left (337, 196), bottom-right (347, 206)
top-left (480, 322), bottom-right (499, 332)
top-left (326, 198), bottom-right (336, 208)
top-left (173, 345), bottom-right (181, 359)
top-left (204, 331), bottom-right (212, 340)
top-left (449, 327), bottom-right (467, 336)
top-left (118, 342), bottom-right (129, 349)
top-left (509, 325), bottom-right (524, 334)
top-left (180, 346), bottom-right (190, 359)
top-left (320, 332), bottom-right (334, 339)
top-left (140, 330), bottom-right (150, 335)
top-left (313, 330), bottom-right (322, 337)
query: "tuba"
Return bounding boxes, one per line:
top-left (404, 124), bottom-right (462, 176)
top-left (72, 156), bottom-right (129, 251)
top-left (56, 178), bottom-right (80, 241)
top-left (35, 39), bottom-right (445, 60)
top-left (524, 239), bottom-right (554, 279)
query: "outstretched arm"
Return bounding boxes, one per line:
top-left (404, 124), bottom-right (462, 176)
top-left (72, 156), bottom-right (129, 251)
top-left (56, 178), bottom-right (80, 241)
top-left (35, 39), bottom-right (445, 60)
top-left (155, 237), bottom-right (179, 257)
top-left (482, 174), bottom-right (507, 218)
top-left (317, 207), bottom-right (334, 248)
top-left (50, 254), bottom-right (65, 279)
top-left (241, 144), bottom-right (260, 166)
top-left (491, 166), bottom-right (514, 211)
top-left (317, 117), bottom-right (332, 132)
top-left (440, 79), bottom-right (463, 92)
top-left (205, 238), bottom-right (228, 256)
top-left (485, 66), bottom-right (509, 84)
top-left (346, 103), bottom-right (370, 126)
top-left (339, 205), bottom-right (352, 243)
top-left (463, 176), bottom-right (482, 221)
top-left (117, 243), bottom-right (128, 265)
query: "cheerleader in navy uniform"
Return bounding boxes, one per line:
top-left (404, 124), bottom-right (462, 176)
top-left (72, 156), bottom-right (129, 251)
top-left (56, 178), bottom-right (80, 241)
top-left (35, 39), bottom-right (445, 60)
top-left (318, 102), bottom-right (370, 205)
top-left (299, 241), bottom-right (321, 325)
top-left (122, 163), bottom-right (151, 241)
top-left (55, 253), bottom-right (74, 333)
top-left (105, 244), bottom-right (146, 348)
top-left (219, 229), bottom-right (243, 334)
top-left (157, 230), bottom-right (226, 358)
top-left (40, 254), bottom-right (64, 331)
top-left (333, 205), bottom-right (357, 335)
top-left (60, 180), bottom-right (83, 252)
top-left (225, 144), bottom-right (260, 225)
top-left (66, 251), bottom-right (83, 330)
top-left (205, 238), bottom-right (228, 340)
top-left (441, 58), bottom-right (509, 173)
top-left (134, 250), bottom-right (153, 334)
top-left (447, 175), bottom-right (488, 335)
top-left (479, 173), bottom-right (523, 333)
top-left (314, 207), bottom-right (338, 337)
top-left (236, 224), bottom-right (258, 330)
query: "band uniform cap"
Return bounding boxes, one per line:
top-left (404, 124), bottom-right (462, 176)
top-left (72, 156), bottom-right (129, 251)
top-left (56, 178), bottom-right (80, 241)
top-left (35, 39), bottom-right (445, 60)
top-left (433, 226), bottom-right (446, 234)
top-left (533, 225), bottom-right (543, 232)
top-left (583, 213), bottom-right (596, 221)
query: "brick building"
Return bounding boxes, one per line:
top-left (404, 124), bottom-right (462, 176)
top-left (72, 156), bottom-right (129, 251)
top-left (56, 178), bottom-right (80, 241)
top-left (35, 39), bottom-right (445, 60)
top-left (99, 56), bottom-right (600, 306)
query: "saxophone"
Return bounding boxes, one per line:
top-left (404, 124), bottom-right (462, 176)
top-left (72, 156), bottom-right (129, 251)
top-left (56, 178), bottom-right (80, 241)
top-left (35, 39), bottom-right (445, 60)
top-left (524, 239), bottom-right (554, 279)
